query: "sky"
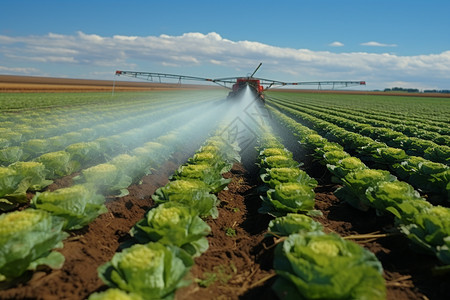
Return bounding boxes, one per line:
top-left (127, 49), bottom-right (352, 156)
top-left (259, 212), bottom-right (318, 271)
top-left (0, 0), bottom-right (449, 91)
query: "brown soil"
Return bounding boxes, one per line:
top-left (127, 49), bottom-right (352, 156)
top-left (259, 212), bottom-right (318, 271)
top-left (0, 75), bottom-right (217, 93)
top-left (176, 163), bottom-right (276, 300)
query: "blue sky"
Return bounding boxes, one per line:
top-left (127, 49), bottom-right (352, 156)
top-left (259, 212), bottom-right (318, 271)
top-left (1, 0), bottom-right (449, 90)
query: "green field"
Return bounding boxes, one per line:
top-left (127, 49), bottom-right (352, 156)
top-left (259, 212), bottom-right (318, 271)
top-left (1, 90), bottom-right (449, 299)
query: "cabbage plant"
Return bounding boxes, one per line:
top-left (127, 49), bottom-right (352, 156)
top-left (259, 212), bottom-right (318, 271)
top-left (88, 288), bottom-right (142, 300)
top-left (0, 208), bottom-right (68, 282)
top-left (0, 162), bottom-right (52, 211)
top-left (32, 184), bottom-right (107, 230)
top-left (98, 242), bottom-right (193, 300)
top-left (267, 214), bottom-right (323, 237)
top-left (171, 163), bottom-right (231, 193)
top-left (260, 182), bottom-right (315, 216)
top-left (153, 179), bottom-right (219, 218)
top-left (131, 202), bottom-right (210, 257)
top-left (273, 232), bottom-right (386, 300)
top-left (261, 167), bottom-right (317, 189)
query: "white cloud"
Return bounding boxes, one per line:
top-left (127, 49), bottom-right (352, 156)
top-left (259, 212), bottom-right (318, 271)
top-left (361, 41), bottom-right (397, 47)
top-left (0, 66), bottom-right (40, 74)
top-left (329, 41), bottom-right (344, 47)
top-left (0, 32), bottom-right (448, 89)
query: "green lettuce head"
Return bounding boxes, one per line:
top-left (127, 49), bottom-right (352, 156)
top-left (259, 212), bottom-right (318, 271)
top-left (323, 150), bottom-right (350, 165)
top-left (98, 242), bottom-right (193, 300)
top-left (261, 182), bottom-right (315, 216)
top-left (88, 288), bottom-right (143, 300)
top-left (171, 164), bottom-right (231, 193)
top-left (261, 155), bottom-right (298, 169)
top-left (32, 184), bottom-right (107, 230)
top-left (152, 179), bottom-right (219, 218)
top-left (260, 148), bottom-right (292, 158)
top-left (261, 167), bottom-right (317, 189)
top-left (131, 202), bottom-right (211, 257)
top-left (267, 214), bottom-right (323, 237)
top-left (365, 180), bottom-right (423, 213)
top-left (0, 208), bottom-right (68, 281)
top-left (327, 156), bottom-right (367, 179)
top-left (337, 168), bottom-right (396, 211)
top-left (273, 233), bottom-right (386, 300)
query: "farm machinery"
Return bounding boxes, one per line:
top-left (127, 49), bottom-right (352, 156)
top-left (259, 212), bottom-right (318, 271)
top-left (115, 63), bottom-right (366, 101)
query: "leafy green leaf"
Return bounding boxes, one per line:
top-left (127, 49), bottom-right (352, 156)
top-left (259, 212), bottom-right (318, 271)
top-left (131, 202), bottom-right (210, 257)
top-left (32, 184), bottom-right (107, 230)
top-left (98, 243), bottom-right (193, 300)
top-left (272, 233), bottom-right (385, 300)
top-left (0, 208), bottom-right (68, 281)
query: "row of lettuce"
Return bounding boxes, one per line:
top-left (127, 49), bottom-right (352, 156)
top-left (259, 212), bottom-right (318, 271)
top-left (267, 105), bottom-right (450, 268)
top-left (0, 93), bottom-right (189, 149)
top-left (0, 110), bottom-right (222, 286)
top-left (268, 95), bottom-right (449, 145)
top-left (88, 132), bottom-right (241, 300)
top-left (267, 100), bottom-right (450, 200)
top-left (0, 96), bottom-right (217, 166)
top-left (266, 92), bottom-right (448, 131)
top-left (0, 91), bottom-right (224, 147)
top-left (0, 99), bottom-right (222, 211)
top-left (269, 97), bottom-right (450, 164)
top-left (256, 128), bottom-right (386, 299)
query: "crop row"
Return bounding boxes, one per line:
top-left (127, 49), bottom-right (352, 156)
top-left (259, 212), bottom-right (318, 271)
top-left (0, 105), bottom-right (224, 286)
top-left (268, 97), bottom-right (450, 164)
top-left (266, 92), bottom-right (449, 125)
top-left (0, 97), bottom-right (218, 165)
top-left (267, 100), bottom-right (450, 199)
top-left (269, 96), bottom-right (450, 145)
top-left (255, 127), bottom-right (386, 299)
top-left (268, 105), bottom-right (450, 268)
top-left (88, 129), bottom-right (241, 299)
top-left (0, 98), bottom-right (224, 211)
top-left (0, 95), bottom-right (216, 151)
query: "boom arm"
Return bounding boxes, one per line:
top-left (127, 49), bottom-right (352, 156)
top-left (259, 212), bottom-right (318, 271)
top-left (115, 70), bottom-right (215, 84)
top-left (258, 79), bottom-right (366, 90)
top-left (115, 68), bottom-right (366, 90)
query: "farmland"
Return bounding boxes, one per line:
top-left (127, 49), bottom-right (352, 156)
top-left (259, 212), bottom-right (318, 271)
top-left (0, 80), bottom-right (449, 300)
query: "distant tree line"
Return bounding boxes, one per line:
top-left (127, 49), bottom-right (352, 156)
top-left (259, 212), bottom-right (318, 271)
top-left (384, 87), bottom-right (450, 93)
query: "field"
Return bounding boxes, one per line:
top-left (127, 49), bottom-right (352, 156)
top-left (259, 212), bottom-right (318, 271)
top-left (0, 77), bottom-right (449, 300)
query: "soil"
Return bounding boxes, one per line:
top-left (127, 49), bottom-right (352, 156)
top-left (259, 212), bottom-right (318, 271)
top-left (0, 75), bottom-right (217, 93)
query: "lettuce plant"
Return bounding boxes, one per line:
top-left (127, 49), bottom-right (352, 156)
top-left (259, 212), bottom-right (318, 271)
top-left (171, 163), bottom-right (231, 193)
top-left (98, 242), bottom-right (193, 300)
top-left (32, 184), bottom-right (107, 230)
top-left (88, 289), bottom-right (143, 300)
top-left (267, 214), bottom-right (323, 237)
top-left (365, 180), bottom-right (423, 213)
top-left (327, 156), bottom-right (367, 179)
top-left (336, 168), bottom-right (396, 211)
top-left (0, 162), bottom-right (52, 211)
top-left (398, 205), bottom-right (450, 264)
top-left (78, 163), bottom-right (132, 196)
top-left (273, 232), bottom-right (386, 300)
top-left (261, 167), bottom-right (317, 189)
top-left (260, 182), bottom-right (315, 216)
top-left (35, 150), bottom-right (79, 179)
top-left (153, 179), bottom-right (219, 218)
top-left (0, 208), bottom-right (68, 282)
top-left (261, 155), bottom-right (298, 169)
top-left (0, 146), bottom-right (24, 165)
top-left (131, 202), bottom-right (210, 257)
top-left (322, 150), bottom-right (350, 165)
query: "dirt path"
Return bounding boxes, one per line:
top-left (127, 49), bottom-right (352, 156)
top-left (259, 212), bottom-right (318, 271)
top-left (176, 163), bottom-right (277, 300)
